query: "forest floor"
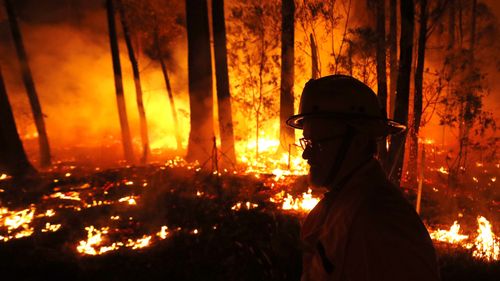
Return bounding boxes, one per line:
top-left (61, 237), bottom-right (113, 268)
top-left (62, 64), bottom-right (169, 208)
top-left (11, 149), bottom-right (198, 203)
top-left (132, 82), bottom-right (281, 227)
top-left (0, 160), bottom-right (499, 281)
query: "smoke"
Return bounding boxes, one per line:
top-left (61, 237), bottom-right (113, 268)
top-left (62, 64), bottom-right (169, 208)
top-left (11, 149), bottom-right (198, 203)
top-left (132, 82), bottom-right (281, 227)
top-left (0, 0), bottom-right (191, 165)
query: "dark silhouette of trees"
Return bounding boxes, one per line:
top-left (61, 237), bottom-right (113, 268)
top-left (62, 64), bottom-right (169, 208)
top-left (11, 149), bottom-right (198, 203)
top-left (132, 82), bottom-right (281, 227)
top-left (387, 0), bottom-right (414, 186)
top-left (4, 0), bottom-right (51, 167)
top-left (117, 0), bottom-right (150, 163)
top-left (388, 0), bottom-right (398, 119)
top-left (375, 0), bottom-right (388, 163)
top-left (279, 0), bottom-right (295, 153)
top-left (106, 0), bottom-right (135, 163)
top-left (185, 0), bottom-right (214, 163)
top-left (212, 0), bottom-right (236, 166)
top-left (0, 67), bottom-right (35, 177)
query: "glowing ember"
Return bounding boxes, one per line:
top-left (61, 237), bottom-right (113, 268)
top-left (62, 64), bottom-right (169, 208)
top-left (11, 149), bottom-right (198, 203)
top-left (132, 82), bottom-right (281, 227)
top-left (231, 201), bottom-right (259, 211)
top-left (126, 235), bottom-right (152, 249)
top-left (41, 222), bottom-right (62, 233)
top-left (49, 191), bottom-right (82, 201)
top-left (77, 226), bottom-right (108, 255)
top-left (118, 196), bottom-right (138, 205)
top-left (0, 174), bottom-right (10, 181)
top-left (437, 166), bottom-right (449, 175)
top-left (0, 207), bottom-right (35, 240)
top-left (157, 226), bottom-right (169, 239)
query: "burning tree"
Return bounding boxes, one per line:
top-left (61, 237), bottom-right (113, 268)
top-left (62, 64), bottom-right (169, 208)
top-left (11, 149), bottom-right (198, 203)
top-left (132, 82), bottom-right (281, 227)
top-left (119, 0), bottom-right (185, 154)
top-left (437, 0), bottom-right (498, 182)
top-left (226, 0), bottom-right (281, 160)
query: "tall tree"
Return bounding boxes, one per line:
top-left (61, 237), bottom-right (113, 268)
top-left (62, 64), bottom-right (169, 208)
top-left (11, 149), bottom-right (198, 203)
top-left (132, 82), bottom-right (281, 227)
top-left (0, 67), bottom-right (35, 177)
top-left (185, 0), bottom-right (214, 163)
top-left (388, 0), bottom-right (398, 119)
top-left (4, 0), bottom-right (51, 167)
top-left (375, 0), bottom-right (388, 163)
top-left (310, 33), bottom-right (320, 79)
top-left (106, 0), bottom-right (134, 163)
top-left (154, 29), bottom-right (182, 152)
top-left (387, 0), bottom-right (414, 186)
top-left (212, 0), bottom-right (236, 166)
top-left (118, 0), bottom-right (150, 163)
top-left (279, 0), bottom-right (295, 153)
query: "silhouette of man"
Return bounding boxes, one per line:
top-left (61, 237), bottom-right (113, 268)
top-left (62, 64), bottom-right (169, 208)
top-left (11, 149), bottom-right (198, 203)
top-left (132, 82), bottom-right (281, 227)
top-left (287, 75), bottom-right (440, 281)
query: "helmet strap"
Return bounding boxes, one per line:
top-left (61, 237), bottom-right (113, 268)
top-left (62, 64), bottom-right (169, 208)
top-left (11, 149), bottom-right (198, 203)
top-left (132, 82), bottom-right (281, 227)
top-left (322, 126), bottom-right (356, 190)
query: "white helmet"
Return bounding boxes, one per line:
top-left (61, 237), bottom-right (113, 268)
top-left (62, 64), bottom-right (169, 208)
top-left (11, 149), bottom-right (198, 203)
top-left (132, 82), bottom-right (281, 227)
top-left (286, 75), bottom-right (405, 137)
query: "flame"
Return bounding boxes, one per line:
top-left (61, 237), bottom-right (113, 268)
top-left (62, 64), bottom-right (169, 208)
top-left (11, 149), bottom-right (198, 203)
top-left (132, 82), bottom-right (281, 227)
top-left (157, 226), bottom-right (169, 239)
top-left (437, 166), bottom-right (449, 175)
top-left (429, 216), bottom-right (499, 261)
top-left (272, 188), bottom-right (320, 212)
top-left (118, 196), bottom-right (138, 205)
top-left (231, 201), bottom-right (259, 211)
top-left (430, 221), bottom-right (470, 244)
top-left (0, 207), bottom-right (36, 241)
top-left (472, 217), bottom-right (499, 261)
top-left (41, 222), bottom-right (62, 233)
top-left (0, 174), bottom-right (10, 181)
top-left (49, 191), bottom-right (82, 201)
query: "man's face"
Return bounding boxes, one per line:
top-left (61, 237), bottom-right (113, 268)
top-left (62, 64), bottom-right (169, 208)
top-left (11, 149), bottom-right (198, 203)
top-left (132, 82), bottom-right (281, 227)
top-left (301, 118), bottom-right (348, 188)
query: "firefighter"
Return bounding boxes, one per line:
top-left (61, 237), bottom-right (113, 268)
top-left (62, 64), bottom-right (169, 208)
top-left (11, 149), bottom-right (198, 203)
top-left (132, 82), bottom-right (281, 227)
top-left (287, 75), bottom-right (440, 281)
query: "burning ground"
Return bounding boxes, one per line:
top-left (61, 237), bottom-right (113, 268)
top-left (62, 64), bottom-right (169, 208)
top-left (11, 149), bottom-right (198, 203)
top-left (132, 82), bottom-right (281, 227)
top-left (0, 154), bottom-right (498, 281)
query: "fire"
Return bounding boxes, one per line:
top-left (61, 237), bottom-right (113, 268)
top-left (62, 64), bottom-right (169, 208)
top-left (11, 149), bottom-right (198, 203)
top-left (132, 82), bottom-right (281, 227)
top-left (231, 201), bottom-right (259, 211)
top-left (430, 221), bottom-right (469, 244)
top-left (0, 174), bottom-right (10, 181)
top-left (429, 216), bottom-right (499, 261)
top-left (271, 188), bottom-right (320, 212)
top-left (157, 226), bottom-right (169, 239)
top-left (0, 207), bottom-right (35, 241)
top-left (49, 191), bottom-right (82, 201)
top-left (472, 217), bottom-right (499, 261)
top-left (118, 196), bottom-right (138, 205)
top-left (41, 222), bottom-right (62, 233)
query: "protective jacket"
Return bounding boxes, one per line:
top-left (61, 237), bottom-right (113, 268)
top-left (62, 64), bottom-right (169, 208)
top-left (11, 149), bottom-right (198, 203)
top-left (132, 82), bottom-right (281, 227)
top-left (301, 158), bottom-right (440, 281)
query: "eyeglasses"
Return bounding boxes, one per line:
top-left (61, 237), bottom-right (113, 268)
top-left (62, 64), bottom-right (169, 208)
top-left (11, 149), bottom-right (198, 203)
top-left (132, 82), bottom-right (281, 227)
top-left (299, 135), bottom-right (346, 151)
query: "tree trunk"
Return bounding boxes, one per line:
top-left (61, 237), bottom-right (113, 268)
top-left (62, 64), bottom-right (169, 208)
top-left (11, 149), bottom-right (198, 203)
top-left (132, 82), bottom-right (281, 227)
top-left (279, 0), bottom-right (295, 153)
top-left (212, 0), bottom-right (236, 167)
top-left (106, 0), bottom-right (134, 163)
top-left (409, 0), bottom-right (428, 183)
top-left (185, 0), bottom-right (214, 163)
top-left (0, 67), bottom-right (35, 177)
top-left (388, 0), bottom-right (398, 119)
top-left (118, 0), bottom-right (150, 163)
top-left (4, 0), bottom-right (51, 167)
top-left (387, 0), bottom-right (414, 186)
top-left (155, 32), bottom-right (182, 152)
top-left (310, 34), bottom-right (320, 79)
top-left (376, 0), bottom-right (388, 164)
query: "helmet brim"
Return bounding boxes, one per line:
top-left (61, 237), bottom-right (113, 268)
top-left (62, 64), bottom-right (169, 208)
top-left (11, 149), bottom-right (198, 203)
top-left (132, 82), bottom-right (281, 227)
top-left (286, 113), bottom-right (406, 137)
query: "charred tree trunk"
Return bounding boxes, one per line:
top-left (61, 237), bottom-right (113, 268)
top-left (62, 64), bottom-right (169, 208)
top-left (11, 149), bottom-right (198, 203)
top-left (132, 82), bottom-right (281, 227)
top-left (388, 0), bottom-right (398, 119)
top-left (310, 34), bottom-right (320, 79)
top-left (106, 0), bottom-right (134, 163)
top-left (0, 67), bottom-right (35, 177)
top-left (409, 0), bottom-right (428, 183)
top-left (154, 32), bottom-right (182, 152)
top-left (387, 0), bottom-right (414, 186)
top-left (212, 0), bottom-right (236, 166)
top-left (279, 0), bottom-right (295, 153)
top-left (118, 0), bottom-right (150, 163)
top-left (4, 0), bottom-right (51, 167)
top-left (185, 0), bottom-right (214, 163)
top-left (376, 0), bottom-right (388, 164)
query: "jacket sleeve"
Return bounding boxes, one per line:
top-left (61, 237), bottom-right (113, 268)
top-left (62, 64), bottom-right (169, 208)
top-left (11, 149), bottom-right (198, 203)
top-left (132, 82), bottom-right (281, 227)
top-left (341, 192), bottom-right (441, 281)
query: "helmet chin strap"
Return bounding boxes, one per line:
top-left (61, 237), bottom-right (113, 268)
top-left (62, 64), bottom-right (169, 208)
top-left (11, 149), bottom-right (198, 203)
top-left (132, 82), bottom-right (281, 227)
top-left (322, 126), bottom-right (355, 190)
